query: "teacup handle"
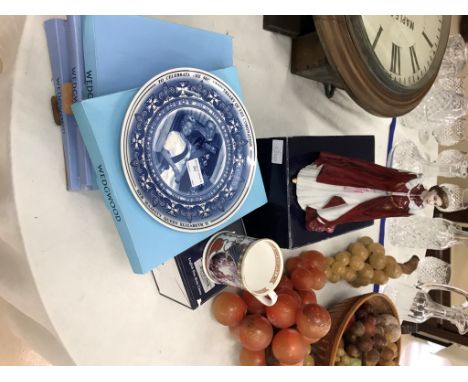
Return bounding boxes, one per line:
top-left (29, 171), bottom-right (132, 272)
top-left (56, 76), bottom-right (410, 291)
top-left (254, 291), bottom-right (278, 307)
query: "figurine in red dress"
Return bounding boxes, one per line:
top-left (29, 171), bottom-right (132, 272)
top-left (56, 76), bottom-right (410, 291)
top-left (295, 152), bottom-right (450, 233)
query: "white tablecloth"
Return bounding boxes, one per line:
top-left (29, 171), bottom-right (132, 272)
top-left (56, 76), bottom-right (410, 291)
top-left (0, 15), bottom-right (437, 365)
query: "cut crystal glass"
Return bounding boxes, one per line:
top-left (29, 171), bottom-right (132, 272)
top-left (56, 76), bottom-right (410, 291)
top-left (388, 216), bottom-right (468, 250)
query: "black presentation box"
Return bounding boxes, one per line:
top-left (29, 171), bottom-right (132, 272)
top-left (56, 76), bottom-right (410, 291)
top-left (243, 135), bottom-right (375, 248)
top-left (152, 219), bottom-right (245, 309)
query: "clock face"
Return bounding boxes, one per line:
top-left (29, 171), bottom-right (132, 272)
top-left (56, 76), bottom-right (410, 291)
top-left (359, 15), bottom-right (444, 88)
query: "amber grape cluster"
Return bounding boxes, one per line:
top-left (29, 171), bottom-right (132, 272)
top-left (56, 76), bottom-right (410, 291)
top-left (324, 236), bottom-right (413, 287)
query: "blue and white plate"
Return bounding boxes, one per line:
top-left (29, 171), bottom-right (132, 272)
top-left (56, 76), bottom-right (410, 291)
top-left (121, 68), bottom-right (256, 232)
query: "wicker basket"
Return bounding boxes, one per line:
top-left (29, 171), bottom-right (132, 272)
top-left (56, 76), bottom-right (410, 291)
top-left (313, 292), bottom-right (401, 366)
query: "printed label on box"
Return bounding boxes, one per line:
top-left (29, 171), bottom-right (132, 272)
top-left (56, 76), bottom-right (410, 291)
top-left (271, 140), bottom-right (284, 164)
top-left (187, 158), bottom-right (204, 187)
top-left (194, 258), bottom-right (215, 293)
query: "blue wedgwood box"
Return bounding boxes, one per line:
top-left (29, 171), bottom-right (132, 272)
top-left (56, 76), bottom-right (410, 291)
top-left (72, 67), bottom-right (267, 274)
top-left (82, 15), bottom-right (233, 97)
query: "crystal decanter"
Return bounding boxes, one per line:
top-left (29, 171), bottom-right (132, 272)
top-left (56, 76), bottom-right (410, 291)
top-left (438, 33), bottom-right (468, 78)
top-left (401, 88), bottom-right (468, 126)
top-left (432, 119), bottom-right (466, 146)
top-left (389, 140), bottom-right (468, 178)
top-left (388, 216), bottom-right (468, 250)
top-left (384, 282), bottom-right (468, 335)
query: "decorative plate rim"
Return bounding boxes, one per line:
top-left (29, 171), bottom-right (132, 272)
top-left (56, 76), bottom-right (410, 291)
top-left (120, 67), bottom-right (257, 232)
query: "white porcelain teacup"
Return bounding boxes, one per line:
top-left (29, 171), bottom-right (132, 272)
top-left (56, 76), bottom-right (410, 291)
top-left (202, 231), bottom-right (283, 306)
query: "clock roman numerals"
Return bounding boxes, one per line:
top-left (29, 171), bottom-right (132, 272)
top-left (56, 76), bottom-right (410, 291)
top-left (372, 26), bottom-right (383, 49)
top-left (390, 43), bottom-right (401, 75)
top-left (422, 31), bottom-right (434, 48)
top-left (360, 15), bottom-right (449, 89)
top-left (409, 45), bottom-right (420, 73)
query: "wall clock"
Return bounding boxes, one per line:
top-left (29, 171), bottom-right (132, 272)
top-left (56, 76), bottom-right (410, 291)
top-left (290, 15), bottom-right (452, 117)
